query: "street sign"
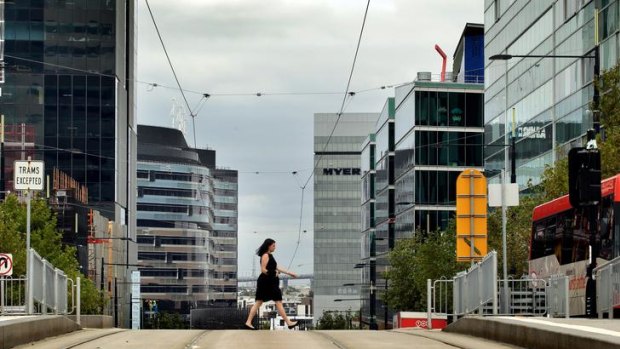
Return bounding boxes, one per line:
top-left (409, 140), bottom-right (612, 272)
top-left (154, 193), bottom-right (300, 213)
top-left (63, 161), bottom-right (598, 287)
top-left (13, 160), bottom-right (45, 191)
top-left (488, 183), bottom-right (520, 207)
top-left (456, 169), bottom-right (487, 262)
top-left (0, 253), bottom-right (13, 276)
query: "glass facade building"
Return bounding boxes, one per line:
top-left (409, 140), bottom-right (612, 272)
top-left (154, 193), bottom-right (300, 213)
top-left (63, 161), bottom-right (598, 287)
top-left (0, 0), bottom-right (137, 327)
top-left (137, 125), bottom-right (238, 319)
top-left (394, 78), bottom-right (484, 238)
top-left (212, 168), bottom-right (239, 306)
top-left (313, 112), bottom-right (378, 323)
top-left (483, 0), bottom-right (609, 186)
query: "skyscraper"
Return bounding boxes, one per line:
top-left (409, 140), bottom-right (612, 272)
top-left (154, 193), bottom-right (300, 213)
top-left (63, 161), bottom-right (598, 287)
top-left (136, 125), bottom-right (238, 320)
top-left (0, 0), bottom-right (137, 327)
top-left (313, 112), bottom-right (378, 323)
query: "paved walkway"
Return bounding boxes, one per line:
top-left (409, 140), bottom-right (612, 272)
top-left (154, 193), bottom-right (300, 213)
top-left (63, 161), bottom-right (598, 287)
top-left (13, 329), bottom-right (523, 349)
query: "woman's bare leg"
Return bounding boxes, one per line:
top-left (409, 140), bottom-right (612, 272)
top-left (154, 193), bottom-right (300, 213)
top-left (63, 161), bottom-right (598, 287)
top-left (275, 301), bottom-right (297, 326)
top-left (245, 300), bottom-right (263, 327)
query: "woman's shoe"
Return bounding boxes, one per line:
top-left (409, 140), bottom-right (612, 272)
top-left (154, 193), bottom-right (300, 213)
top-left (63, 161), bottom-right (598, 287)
top-left (287, 321), bottom-right (299, 329)
top-left (244, 323), bottom-right (257, 330)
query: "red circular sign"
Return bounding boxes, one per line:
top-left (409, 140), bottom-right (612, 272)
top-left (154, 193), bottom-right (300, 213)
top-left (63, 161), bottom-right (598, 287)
top-left (0, 253), bottom-right (14, 276)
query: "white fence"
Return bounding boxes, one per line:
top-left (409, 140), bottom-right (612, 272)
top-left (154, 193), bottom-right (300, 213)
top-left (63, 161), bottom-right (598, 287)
top-left (1, 249), bottom-right (79, 319)
top-left (595, 256), bottom-right (620, 319)
top-left (427, 251), bottom-right (570, 328)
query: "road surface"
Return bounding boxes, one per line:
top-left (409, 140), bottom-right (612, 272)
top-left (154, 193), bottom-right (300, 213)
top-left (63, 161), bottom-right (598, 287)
top-left (13, 328), bottom-right (522, 349)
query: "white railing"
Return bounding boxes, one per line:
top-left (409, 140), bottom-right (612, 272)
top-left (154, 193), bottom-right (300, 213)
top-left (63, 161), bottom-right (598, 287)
top-left (1, 249), bottom-right (79, 319)
top-left (595, 256), bottom-right (620, 319)
top-left (426, 251), bottom-right (571, 327)
top-left (453, 251), bottom-right (498, 316)
top-left (0, 276), bottom-right (26, 314)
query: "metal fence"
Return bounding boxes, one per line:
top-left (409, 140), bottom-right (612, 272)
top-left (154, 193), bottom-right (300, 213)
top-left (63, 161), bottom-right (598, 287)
top-left (595, 256), bottom-right (620, 319)
top-left (546, 275), bottom-right (570, 318)
top-left (1, 249), bottom-right (74, 316)
top-left (453, 251), bottom-right (498, 316)
top-left (427, 251), bottom-right (571, 326)
top-left (0, 276), bottom-right (27, 314)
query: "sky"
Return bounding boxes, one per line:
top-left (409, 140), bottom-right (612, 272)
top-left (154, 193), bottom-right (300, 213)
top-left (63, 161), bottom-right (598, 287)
top-left (136, 0), bottom-right (485, 278)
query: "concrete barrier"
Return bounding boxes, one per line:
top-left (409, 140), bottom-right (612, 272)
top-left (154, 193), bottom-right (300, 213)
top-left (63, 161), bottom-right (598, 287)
top-left (0, 316), bottom-right (80, 349)
top-left (66, 315), bottom-right (114, 329)
top-left (445, 317), bottom-right (620, 349)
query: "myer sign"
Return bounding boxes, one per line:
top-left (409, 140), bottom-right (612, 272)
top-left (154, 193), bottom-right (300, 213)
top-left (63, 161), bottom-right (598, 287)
top-left (13, 160), bottom-right (45, 191)
top-left (323, 168), bottom-right (361, 176)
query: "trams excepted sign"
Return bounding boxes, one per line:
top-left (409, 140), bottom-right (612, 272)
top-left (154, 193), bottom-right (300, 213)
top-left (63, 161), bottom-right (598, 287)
top-left (13, 160), bottom-right (45, 191)
top-left (0, 253), bottom-right (13, 276)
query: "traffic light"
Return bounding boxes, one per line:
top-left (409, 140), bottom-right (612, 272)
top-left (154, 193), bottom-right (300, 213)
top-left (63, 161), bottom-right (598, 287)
top-left (568, 147), bottom-right (601, 208)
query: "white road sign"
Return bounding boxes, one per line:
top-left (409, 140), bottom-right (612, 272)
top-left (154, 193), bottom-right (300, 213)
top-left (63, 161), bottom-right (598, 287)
top-left (13, 160), bottom-right (45, 191)
top-left (0, 253), bottom-right (14, 276)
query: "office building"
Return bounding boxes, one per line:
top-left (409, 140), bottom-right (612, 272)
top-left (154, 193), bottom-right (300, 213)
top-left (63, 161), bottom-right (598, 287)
top-left (136, 125), bottom-right (238, 319)
top-left (357, 24), bottom-right (485, 328)
top-left (484, 0), bottom-right (606, 186)
top-left (313, 112), bottom-right (378, 323)
top-left (0, 0), bottom-right (137, 327)
top-left (212, 168), bottom-right (239, 306)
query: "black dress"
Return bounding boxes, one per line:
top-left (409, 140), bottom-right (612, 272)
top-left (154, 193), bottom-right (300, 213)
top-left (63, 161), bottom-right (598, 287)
top-left (255, 253), bottom-right (282, 302)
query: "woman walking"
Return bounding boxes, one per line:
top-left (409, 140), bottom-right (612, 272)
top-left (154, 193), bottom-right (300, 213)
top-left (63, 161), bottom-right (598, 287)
top-left (244, 238), bottom-right (299, 330)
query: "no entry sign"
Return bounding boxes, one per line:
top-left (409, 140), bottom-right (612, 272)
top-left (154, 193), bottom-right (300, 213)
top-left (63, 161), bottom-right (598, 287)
top-left (0, 253), bottom-right (13, 276)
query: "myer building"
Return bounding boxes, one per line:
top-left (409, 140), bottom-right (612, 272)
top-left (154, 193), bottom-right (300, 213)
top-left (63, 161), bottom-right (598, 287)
top-left (313, 112), bottom-right (378, 323)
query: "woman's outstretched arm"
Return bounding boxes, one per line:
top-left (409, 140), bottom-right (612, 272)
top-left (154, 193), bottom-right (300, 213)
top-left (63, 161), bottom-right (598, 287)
top-left (276, 265), bottom-right (298, 278)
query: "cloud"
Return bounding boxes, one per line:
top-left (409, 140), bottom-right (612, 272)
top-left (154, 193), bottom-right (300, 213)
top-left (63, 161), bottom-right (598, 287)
top-left (137, 0), bottom-right (484, 275)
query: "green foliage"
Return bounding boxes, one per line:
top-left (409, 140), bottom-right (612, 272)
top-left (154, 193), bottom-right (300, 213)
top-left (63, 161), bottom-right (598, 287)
top-left (382, 63), bottom-right (620, 313)
top-left (596, 64), bottom-right (620, 178)
top-left (0, 194), bottom-right (105, 314)
top-left (316, 310), bottom-right (356, 330)
top-left (384, 223), bottom-right (466, 311)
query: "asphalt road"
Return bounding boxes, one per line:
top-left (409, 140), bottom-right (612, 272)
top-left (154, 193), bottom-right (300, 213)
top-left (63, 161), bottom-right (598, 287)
top-left (14, 328), bottom-right (521, 349)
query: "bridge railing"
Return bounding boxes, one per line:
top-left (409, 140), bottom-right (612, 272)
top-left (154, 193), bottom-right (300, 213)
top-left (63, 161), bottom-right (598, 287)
top-left (1, 249), bottom-right (79, 316)
top-left (595, 255), bottom-right (620, 319)
top-left (427, 251), bottom-right (570, 327)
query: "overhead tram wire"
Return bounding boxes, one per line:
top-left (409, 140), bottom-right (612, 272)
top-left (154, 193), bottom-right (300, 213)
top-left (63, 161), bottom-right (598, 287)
top-left (144, 0), bottom-right (199, 148)
top-left (288, 0), bottom-right (372, 270)
top-left (5, 53), bottom-right (505, 100)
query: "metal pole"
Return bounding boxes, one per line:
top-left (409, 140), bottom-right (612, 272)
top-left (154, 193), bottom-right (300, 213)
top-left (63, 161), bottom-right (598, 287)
top-left (426, 279), bottom-right (432, 330)
top-left (564, 276), bottom-right (570, 319)
top-left (114, 277), bottom-right (118, 327)
top-left (1, 277), bottom-right (4, 314)
top-left (76, 276), bottom-right (81, 326)
top-left (511, 108), bottom-right (517, 184)
top-left (501, 168), bottom-right (508, 279)
top-left (26, 190), bottom-right (31, 252)
top-left (27, 249), bottom-right (33, 314)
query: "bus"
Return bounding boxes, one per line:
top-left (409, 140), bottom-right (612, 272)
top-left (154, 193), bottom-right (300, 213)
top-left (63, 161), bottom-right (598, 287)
top-left (529, 173), bottom-right (620, 316)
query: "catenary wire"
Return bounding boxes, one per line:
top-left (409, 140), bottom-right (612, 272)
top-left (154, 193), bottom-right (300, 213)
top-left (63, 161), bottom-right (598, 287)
top-left (144, 0), bottom-right (199, 148)
top-left (288, 0), bottom-right (372, 270)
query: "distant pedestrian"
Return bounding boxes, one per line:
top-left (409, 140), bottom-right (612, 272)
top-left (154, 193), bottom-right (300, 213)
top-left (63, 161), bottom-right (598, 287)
top-left (244, 238), bottom-right (299, 330)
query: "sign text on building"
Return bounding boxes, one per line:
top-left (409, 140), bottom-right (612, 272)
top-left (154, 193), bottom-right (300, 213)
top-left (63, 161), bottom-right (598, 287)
top-left (322, 168), bottom-right (361, 176)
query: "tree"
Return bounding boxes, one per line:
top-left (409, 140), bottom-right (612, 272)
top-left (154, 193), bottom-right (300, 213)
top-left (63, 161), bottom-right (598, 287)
top-left (384, 222), bottom-right (466, 311)
top-left (0, 194), bottom-right (105, 314)
top-left (316, 310), bottom-right (356, 330)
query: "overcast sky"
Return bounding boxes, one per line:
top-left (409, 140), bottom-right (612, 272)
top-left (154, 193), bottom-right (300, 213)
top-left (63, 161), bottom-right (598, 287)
top-left (136, 0), bottom-right (485, 278)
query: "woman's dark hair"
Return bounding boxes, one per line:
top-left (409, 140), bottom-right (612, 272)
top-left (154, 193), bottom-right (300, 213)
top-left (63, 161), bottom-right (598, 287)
top-left (256, 238), bottom-right (276, 257)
